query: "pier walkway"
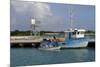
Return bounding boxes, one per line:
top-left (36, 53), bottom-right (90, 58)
top-left (11, 36), bottom-right (43, 43)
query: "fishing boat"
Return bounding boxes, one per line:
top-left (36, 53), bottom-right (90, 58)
top-left (39, 28), bottom-right (89, 50)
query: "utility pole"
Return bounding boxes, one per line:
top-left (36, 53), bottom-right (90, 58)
top-left (31, 19), bottom-right (36, 36)
top-left (31, 19), bottom-right (40, 37)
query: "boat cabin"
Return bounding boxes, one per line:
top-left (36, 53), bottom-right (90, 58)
top-left (64, 29), bottom-right (86, 39)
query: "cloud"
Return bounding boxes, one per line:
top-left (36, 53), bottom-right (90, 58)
top-left (11, 0), bottom-right (52, 21)
top-left (10, 0), bottom-right (65, 31)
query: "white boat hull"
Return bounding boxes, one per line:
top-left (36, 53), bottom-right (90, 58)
top-left (61, 41), bottom-right (88, 49)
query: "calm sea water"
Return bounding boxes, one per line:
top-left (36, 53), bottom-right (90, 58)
top-left (11, 48), bottom-right (95, 67)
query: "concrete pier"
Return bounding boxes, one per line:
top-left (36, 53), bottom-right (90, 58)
top-left (11, 43), bottom-right (41, 48)
top-left (10, 36), bottom-right (43, 48)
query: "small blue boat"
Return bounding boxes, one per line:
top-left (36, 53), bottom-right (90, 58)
top-left (39, 39), bottom-right (61, 50)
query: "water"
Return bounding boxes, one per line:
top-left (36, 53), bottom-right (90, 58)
top-left (11, 48), bottom-right (95, 67)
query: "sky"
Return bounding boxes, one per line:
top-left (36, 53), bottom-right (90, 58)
top-left (10, 0), bottom-right (95, 31)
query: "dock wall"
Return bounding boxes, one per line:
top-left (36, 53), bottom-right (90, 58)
top-left (11, 41), bottom-right (95, 48)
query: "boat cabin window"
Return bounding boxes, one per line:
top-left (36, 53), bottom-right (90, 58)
top-left (72, 31), bottom-right (84, 35)
top-left (72, 31), bottom-right (78, 35)
top-left (77, 32), bottom-right (79, 34)
top-left (72, 32), bottom-right (76, 35)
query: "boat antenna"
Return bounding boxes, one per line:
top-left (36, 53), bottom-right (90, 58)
top-left (70, 5), bottom-right (73, 30)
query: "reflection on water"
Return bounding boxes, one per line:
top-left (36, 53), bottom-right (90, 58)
top-left (11, 48), bottom-right (95, 66)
